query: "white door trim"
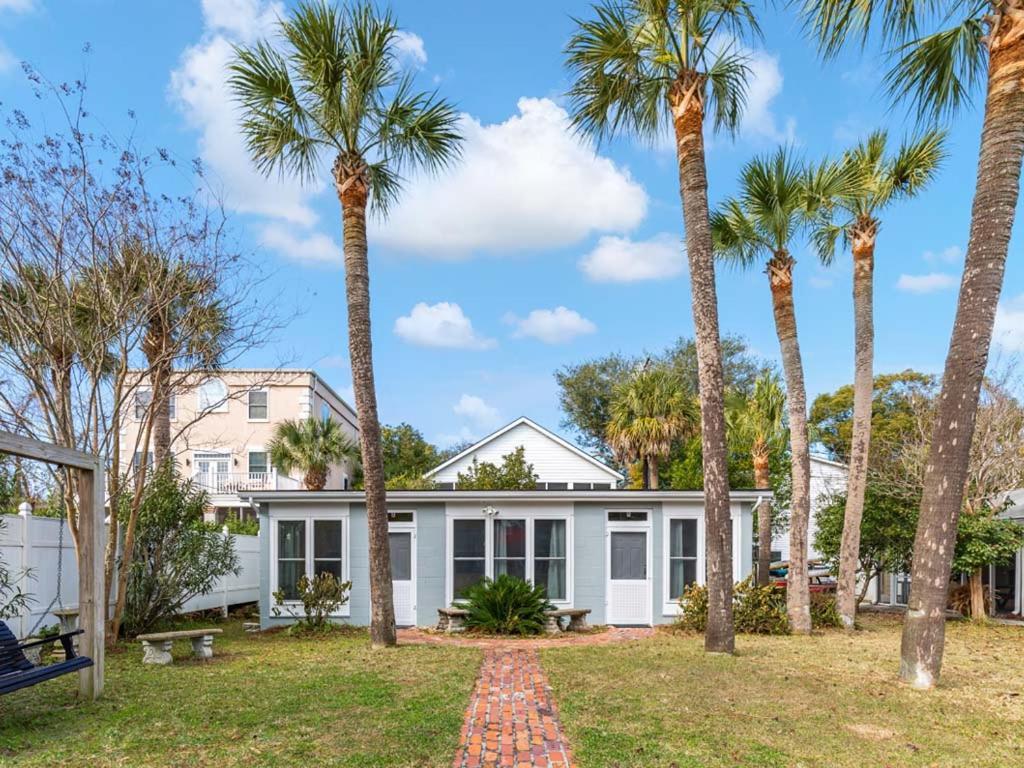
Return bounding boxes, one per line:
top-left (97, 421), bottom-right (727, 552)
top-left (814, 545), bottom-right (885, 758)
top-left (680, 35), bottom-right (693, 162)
top-left (389, 515), bottom-right (417, 627)
top-left (605, 512), bottom-right (653, 626)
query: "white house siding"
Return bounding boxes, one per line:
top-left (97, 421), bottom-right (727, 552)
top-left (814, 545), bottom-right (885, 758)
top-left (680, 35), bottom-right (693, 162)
top-left (429, 421), bottom-right (619, 486)
top-left (772, 455), bottom-right (848, 563)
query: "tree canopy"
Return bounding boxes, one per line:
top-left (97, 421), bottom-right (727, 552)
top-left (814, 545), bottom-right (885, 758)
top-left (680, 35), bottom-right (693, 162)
top-left (455, 447), bottom-right (538, 491)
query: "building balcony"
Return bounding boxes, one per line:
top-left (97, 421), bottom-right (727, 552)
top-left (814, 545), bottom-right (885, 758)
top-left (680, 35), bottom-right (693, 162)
top-left (191, 470), bottom-right (303, 495)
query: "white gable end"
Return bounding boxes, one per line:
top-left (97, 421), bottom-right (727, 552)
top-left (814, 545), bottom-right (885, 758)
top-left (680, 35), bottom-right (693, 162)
top-left (427, 419), bottom-right (621, 486)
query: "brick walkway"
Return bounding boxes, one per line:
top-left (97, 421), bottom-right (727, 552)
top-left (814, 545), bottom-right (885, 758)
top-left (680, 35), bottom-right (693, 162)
top-left (452, 648), bottom-right (574, 768)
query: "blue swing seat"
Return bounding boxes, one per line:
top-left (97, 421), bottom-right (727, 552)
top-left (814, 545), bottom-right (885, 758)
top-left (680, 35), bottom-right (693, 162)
top-left (0, 620), bottom-right (92, 696)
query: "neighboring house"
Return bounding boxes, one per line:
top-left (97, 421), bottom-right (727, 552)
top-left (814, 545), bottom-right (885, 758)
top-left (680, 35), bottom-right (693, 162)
top-left (770, 455), bottom-right (848, 564)
top-left (120, 369), bottom-right (358, 523)
top-left (249, 416), bottom-right (762, 629)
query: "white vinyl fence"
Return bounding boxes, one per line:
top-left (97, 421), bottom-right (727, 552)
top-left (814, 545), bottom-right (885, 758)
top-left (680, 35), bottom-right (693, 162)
top-left (0, 511), bottom-right (259, 639)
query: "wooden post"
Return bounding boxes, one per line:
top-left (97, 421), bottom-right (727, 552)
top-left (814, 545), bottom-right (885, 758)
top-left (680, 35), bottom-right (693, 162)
top-left (0, 430), bottom-right (105, 700)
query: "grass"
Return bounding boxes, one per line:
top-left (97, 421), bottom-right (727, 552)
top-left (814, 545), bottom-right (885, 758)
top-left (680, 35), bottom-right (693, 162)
top-left (541, 614), bottom-right (1024, 768)
top-left (0, 620), bottom-right (481, 768)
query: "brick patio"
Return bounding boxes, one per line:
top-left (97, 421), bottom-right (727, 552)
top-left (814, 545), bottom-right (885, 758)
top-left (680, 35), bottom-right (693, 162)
top-left (452, 648), bottom-right (574, 768)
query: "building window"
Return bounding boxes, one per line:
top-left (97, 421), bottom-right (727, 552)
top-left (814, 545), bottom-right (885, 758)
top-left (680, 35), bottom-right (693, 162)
top-left (275, 518), bottom-right (347, 606)
top-left (608, 510), bottom-right (647, 522)
top-left (198, 378), bottom-right (229, 413)
top-left (133, 451), bottom-right (153, 472)
top-left (167, 394), bottom-right (176, 421)
top-left (388, 511), bottom-right (414, 523)
top-left (452, 519), bottom-right (486, 599)
top-left (493, 519), bottom-right (526, 580)
top-left (320, 402), bottom-right (331, 422)
top-left (248, 451), bottom-right (268, 475)
top-left (248, 390), bottom-right (268, 420)
top-left (667, 518), bottom-right (698, 601)
top-left (133, 390), bottom-right (152, 420)
top-left (534, 519), bottom-right (566, 600)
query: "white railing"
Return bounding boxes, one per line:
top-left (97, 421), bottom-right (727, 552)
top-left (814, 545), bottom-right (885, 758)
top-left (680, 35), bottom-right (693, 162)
top-left (0, 512), bottom-right (260, 639)
top-left (192, 470), bottom-right (303, 494)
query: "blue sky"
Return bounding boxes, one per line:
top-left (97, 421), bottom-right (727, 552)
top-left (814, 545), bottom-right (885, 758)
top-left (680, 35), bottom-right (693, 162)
top-left (2, 0), bottom-right (1023, 449)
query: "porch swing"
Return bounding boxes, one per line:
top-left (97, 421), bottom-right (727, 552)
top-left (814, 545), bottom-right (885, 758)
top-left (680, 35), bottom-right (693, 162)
top-left (1, 508), bottom-right (94, 696)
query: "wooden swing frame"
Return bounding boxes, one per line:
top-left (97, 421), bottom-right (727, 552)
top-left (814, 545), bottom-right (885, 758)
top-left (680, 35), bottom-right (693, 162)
top-left (0, 430), bottom-right (105, 700)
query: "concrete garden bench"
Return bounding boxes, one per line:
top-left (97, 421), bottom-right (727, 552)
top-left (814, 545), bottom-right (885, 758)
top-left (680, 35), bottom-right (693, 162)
top-left (137, 628), bottom-right (223, 665)
top-left (436, 607), bottom-right (470, 633)
top-left (544, 608), bottom-right (592, 634)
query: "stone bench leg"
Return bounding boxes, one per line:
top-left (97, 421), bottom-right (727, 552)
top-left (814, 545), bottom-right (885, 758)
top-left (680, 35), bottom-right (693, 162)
top-left (545, 615), bottom-right (562, 635)
top-left (191, 635), bottom-right (214, 660)
top-left (447, 616), bottom-right (465, 633)
top-left (567, 615), bottom-right (590, 632)
top-left (142, 640), bottom-right (173, 665)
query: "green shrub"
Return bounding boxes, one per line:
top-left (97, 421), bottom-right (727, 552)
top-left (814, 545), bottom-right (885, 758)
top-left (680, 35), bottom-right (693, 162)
top-left (810, 592), bottom-right (842, 628)
top-left (733, 579), bottom-right (789, 634)
top-left (272, 572), bottom-right (352, 632)
top-left (461, 574), bottom-right (552, 635)
top-left (677, 582), bottom-right (708, 632)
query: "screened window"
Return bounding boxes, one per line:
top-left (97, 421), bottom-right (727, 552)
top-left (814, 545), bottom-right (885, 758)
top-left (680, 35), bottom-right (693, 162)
top-left (493, 519), bottom-right (526, 580)
top-left (277, 520), bottom-right (306, 601)
top-left (248, 390), bottom-right (268, 420)
top-left (248, 451), bottom-right (268, 475)
top-left (534, 519), bottom-right (566, 600)
top-left (668, 519), bottom-right (698, 600)
top-left (198, 378), bottom-right (228, 412)
top-left (389, 532), bottom-right (412, 581)
top-left (453, 519), bottom-right (486, 598)
top-left (608, 510), bottom-right (647, 522)
top-left (313, 520), bottom-right (343, 581)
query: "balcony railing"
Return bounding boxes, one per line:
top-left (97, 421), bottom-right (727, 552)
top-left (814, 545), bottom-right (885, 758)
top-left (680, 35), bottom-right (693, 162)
top-left (191, 471), bottom-right (303, 495)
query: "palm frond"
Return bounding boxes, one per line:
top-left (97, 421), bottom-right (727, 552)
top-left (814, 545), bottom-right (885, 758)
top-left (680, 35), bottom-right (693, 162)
top-left (799, 0), bottom-right (937, 60)
top-left (887, 127), bottom-right (947, 197)
top-left (705, 50), bottom-right (751, 134)
top-left (711, 198), bottom-right (764, 267)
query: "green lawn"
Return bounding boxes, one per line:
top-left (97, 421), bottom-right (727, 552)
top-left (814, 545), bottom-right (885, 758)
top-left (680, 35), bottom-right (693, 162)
top-left (542, 614), bottom-right (1024, 767)
top-left (0, 621), bottom-right (481, 768)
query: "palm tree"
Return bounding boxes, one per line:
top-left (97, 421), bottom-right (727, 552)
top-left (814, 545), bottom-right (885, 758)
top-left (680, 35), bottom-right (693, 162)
top-left (801, 0), bottom-right (1024, 688)
top-left (230, 1), bottom-right (461, 647)
top-left (811, 130), bottom-right (945, 629)
top-left (606, 366), bottom-right (697, 490)
top-left (728, 372), bottom-right (786, 586)
top-left (712, 147), bottom-right (852, 633)
top-left (268, 417), bottom-right (360, 491)
top-left (566, 0), bottom-right (761, 654)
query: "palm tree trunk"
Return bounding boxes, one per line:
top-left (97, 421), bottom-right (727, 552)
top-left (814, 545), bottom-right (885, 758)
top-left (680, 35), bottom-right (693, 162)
top-left (900, 15), bottom-right (1024, 689)
top-left (671, 77), bottom-right (734, 654)
top-left (753, 447), bottom-right (772, 587)
top-left (836, 229), bottom-right (876, 629)
top-left (648, 455), bottom-right (659, 490)
top-left (337, 170), bottom-right (396, 647)
top-left (767, 252), bottom-right (812, 634)
top-left (144, 320), bottom-right (172, 468)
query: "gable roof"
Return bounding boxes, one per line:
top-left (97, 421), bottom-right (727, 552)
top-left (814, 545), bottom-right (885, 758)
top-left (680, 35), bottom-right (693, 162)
top-left (424, 416), bottom-right (624, 481)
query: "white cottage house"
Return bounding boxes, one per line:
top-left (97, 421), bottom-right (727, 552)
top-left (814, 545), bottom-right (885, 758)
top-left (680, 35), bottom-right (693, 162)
top-left (247, 417), bottom-right (764, 628)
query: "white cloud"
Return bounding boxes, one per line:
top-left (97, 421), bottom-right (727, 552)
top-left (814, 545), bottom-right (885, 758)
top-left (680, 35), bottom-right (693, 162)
top-left (0, 43), bottom-right (15, 74)
top-left (506, 307), bottom-right (596, 344)
top-left (394, 30), bottom-right (427, 68)
top-left (169, 0), bottom-right (325, 227)
top-left (259, 224), bottom-right (341, 266)
top-left (394, 302), bottom-right (496, 349)
top-left (994, 295), bottom-right (1024, 352)
top-left (453, 394), bottom-right (500, 429)
top-left (741, 48), bottom-right (796, 143)
top-left (372, 97), bottom-right (648, 256)
top-left (579, 234), bottom-right (685, 283)
top-left (0, 0), bottom-right (34, 12)
top-left (896, 272), bottom-right (959, 294)
top-left (923, 245), bottom-right (963, 265)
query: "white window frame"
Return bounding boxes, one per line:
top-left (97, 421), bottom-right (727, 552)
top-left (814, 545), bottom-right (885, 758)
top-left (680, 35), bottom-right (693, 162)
top-left (247, 389), bottom-right (269, 422)
top-left (662, 509), bottom-right (705, 617)
top-left (320, 402), bottom-right (331, 423)
top-left (134, 389), bottom-right (177, 422)
top-left (388, 510), bottom-right (417, 624)
top-left (270, 511), bottom-right (351, 618)
top-left (197, 378), bottom-right (229, 414)
top-left (247, 448), bottom-right (269, 475)
top-left (133, 389), bottom-right (152, 421)
top-left (445, 506), bottom-right (573, 607)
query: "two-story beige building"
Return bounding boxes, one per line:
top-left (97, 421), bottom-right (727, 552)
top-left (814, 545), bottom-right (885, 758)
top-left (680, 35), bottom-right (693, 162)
top-left (120, 369), bottom-right (359, 522)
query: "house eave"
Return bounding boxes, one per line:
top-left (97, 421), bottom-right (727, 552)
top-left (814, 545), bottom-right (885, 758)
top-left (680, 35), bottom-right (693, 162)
top-left (245, 488), bottom-right (770, 505)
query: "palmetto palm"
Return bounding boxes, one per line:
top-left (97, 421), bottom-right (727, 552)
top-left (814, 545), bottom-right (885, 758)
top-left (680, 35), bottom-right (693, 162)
top-left (230, 1), bottom-right (461, 647)
top-left (713, 147), bottom-right (854, 633)
top-left (812, 130), bottom-right (945, 630)
top-left (269, 417), bottom-right (360, 492)
top-left (802, 0), bottom-right (1024, 687)
top-left (727, 371), bottom-right (786, 586)
top-left (606, 367), bottom-right (698, 490)
top-left (566, 0), bottom-right (761, 653)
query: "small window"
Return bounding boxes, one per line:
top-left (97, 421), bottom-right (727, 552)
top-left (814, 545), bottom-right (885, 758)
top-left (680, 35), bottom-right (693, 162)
top-left (592, 483), bottom-right (611, 490)
top-left (436, 482), bottom-right (454, 491)
top-left (668, 519), bottom-right (698, 600)
top-left (248, 390), bottom-right (268, 420)
top-left (248, 451), bottom-right (268, 475)
top-left (388, 511), bottom-right (414, 523)
top-left (608, 510), bottom-right (647, 522)
top-left (546, 482), bottom-right (568, 491)
top-left (277, 520), bottom-right (306, 601)
top-left (313, 520), bottom-right (343, 581)
top-left (321, 402), bottom-right (331, 422)
top-left (134, 390), bottom-right (152, 420)
top-left (453, 519), bottom-right (486, 598)
top-left (198, 378), bottom-right (228, 412)
top-left (534, 519), bottom-right (567, 600)
top-left (493, 519), bottom-right (526, 580)
top-left (133, 451), bottom-right (153, 472)
top-left (572, 483), bottom-right (593, 491)
top-left (167, 394), bottom-right (176, 421)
